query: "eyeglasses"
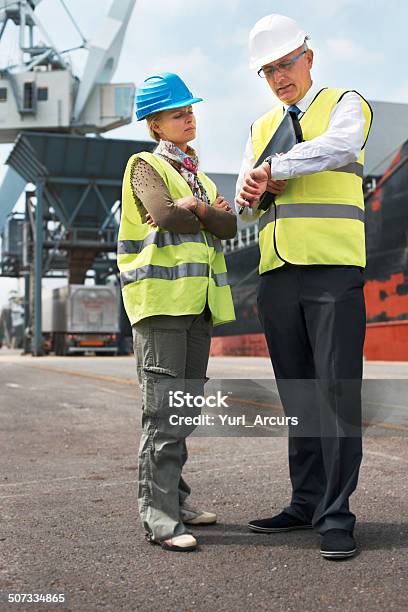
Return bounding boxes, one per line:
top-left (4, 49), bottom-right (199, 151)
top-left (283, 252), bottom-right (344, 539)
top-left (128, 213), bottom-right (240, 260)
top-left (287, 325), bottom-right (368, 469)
top-left (258, 50), bottom-right (307, 78)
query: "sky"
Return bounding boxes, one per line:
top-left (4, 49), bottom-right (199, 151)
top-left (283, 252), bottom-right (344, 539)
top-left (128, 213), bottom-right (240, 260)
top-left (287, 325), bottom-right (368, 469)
top-left (0, 0), bottom-right (407, 303)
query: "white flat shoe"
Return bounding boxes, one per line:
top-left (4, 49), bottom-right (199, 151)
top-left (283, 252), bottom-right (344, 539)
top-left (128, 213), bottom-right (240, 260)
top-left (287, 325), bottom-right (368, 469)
top-left (160, 533), bottom-right (197, 552)
top-left (181, 504), bottom-right (217, 525)
top-left (156, 534), bottom-right (198, 552)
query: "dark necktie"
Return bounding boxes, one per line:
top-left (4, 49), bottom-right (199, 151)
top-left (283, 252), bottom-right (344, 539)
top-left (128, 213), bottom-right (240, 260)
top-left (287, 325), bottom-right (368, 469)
top-left (287, 104), bottom-right (301, 117)
top-left (287, 105), bottom-right (302, 142)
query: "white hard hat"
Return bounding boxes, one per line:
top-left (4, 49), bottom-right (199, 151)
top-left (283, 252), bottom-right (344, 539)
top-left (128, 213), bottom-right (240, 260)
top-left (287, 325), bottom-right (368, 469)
top-left (249, 14), bottom-right (310, 71)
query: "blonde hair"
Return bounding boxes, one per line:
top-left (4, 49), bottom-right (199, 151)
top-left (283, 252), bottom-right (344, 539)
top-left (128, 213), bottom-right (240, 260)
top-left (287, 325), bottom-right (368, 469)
top-left (146, 111), bottom-right (164, 142)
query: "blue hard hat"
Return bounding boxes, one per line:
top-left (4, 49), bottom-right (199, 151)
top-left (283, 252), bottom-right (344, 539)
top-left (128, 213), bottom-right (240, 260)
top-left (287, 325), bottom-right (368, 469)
top-left (135, 72), bottom-right (203, 121)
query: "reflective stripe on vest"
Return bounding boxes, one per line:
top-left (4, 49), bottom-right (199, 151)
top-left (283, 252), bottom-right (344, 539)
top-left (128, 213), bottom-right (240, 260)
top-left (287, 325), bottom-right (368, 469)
top-left (117, 151), bottom-right (235, 326)
top-left (259, 203), bottom-right (365, 231)
top-left (120, 263), bottom-right (228, 287)
top-left (117, 232), bottom-right (223, 255)
top-left (251, 88), bottom-right (373, 272)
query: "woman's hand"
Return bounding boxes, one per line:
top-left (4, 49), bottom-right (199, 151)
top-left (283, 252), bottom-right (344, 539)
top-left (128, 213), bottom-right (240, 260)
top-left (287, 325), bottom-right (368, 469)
top-left (175, 195), bottom-right (209, 220)
top-left (145, 213), bottom-right (157, 228)
top-left (213, 195), bottom-right (233, 214)
top-left (174, 196), bottom-right (197, 211)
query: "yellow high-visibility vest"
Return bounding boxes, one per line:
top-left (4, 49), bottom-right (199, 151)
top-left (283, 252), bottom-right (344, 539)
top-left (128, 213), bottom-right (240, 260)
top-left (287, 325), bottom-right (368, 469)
top-left (117, 152), bottom-right (235, 326)
top-left (251, 88), bottom-right (373, 273)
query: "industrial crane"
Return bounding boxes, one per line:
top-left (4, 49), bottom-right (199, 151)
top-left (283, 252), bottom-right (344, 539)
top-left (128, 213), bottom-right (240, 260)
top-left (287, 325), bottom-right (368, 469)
top-left (0, 0), bottom-right (137, 229)
top-left (0, 0), bottom-right (146, 356)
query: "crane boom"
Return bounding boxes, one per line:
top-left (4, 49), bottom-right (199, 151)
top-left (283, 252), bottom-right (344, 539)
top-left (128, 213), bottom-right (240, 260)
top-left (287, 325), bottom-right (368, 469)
top-left (73, 0), bottom-right (137, 122)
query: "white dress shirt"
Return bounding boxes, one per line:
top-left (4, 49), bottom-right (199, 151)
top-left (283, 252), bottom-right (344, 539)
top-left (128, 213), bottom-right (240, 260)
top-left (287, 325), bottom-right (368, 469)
top-left (235, 83), bottom-right (366, 218)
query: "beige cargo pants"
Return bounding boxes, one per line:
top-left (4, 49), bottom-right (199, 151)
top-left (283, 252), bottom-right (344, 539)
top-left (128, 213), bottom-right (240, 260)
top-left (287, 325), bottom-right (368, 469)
top-left (132, 307), bottom-right (212, 542)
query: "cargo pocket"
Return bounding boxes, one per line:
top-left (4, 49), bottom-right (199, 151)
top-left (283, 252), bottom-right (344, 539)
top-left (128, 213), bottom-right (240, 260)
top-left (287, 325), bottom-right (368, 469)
top-left (144, 368), bottom-right (199, 438)
top-left (142, 365), bottom-right (180, 420)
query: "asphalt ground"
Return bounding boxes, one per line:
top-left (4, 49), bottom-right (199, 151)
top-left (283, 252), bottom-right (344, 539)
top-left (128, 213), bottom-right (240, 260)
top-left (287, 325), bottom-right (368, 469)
top-left (0, 350), bottom-right (407, 612)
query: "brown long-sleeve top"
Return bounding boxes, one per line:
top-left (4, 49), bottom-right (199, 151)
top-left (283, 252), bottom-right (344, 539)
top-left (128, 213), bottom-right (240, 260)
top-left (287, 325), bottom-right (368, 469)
top-left (130, 159), bottom-right (237, 240)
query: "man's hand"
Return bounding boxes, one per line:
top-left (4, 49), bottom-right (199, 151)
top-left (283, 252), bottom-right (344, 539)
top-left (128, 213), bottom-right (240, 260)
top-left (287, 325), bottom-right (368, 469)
top-left (213, 195), bottom-right (233, 214)
top-left (236, 161), bottom-right (271, 208)
top-left (266, 178), bottom-right (287, 195)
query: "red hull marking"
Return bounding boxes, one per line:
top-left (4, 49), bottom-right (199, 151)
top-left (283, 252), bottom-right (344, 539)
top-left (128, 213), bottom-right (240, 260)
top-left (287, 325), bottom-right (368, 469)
top-left (211, 324), bottom-right (408, 361)
top-left (367, 149), bottom-right (402, 211)
top-left (365, 272), bottom-right (408, 320)
top-left (210, 334), bottom-right (269, 357)
top-left (379, 150), bottom-right (401, 184)
top-left (365, 321), bottom-right (408, 361)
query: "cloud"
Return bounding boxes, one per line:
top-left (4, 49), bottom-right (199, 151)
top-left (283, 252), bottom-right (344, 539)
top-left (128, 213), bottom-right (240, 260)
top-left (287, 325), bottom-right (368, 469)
top-left (150, 47), bottom-right (217, 88)
top-left (310, 36), bottom-right (385, 93)
top-left (305, 0), bottom-right (369, 19)
top-left (325, 37), bottom-right (384, 63)
top-left (138, 0), bottom-right (240, 17)
top-left (387, 81), bottom-right (408, 104)
top-left (215, 27), bottom-right (249, 51)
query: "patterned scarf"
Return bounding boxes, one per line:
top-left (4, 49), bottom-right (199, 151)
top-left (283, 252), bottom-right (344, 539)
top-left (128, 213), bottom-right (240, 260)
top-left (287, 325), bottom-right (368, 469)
top-left (155, 139), bottom-right (210, 205)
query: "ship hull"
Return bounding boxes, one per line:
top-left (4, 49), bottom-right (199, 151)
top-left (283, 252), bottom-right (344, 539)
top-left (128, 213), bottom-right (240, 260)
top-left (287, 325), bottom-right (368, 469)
top-left (213, 141), bottom-right (408, 360)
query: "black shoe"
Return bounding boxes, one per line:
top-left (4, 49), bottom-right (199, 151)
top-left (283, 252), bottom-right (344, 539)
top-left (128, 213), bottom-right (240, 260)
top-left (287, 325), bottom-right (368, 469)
top-left (248, 511), bottom-right (313, 533)
top-left (320, 529), bottom-right (356, 559)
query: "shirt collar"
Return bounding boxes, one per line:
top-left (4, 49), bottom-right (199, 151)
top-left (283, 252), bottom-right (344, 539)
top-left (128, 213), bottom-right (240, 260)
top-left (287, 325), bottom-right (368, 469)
top-left (282, 82), bottom-right (320, 114)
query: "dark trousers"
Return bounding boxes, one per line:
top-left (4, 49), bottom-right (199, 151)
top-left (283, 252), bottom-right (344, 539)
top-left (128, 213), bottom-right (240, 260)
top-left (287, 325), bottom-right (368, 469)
top-left (257, 264), bottom-right (365, 534)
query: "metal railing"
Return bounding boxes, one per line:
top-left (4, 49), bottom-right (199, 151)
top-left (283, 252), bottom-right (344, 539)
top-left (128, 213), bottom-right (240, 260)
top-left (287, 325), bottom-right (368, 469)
top-left (223, 224), bottom-right (259, 253)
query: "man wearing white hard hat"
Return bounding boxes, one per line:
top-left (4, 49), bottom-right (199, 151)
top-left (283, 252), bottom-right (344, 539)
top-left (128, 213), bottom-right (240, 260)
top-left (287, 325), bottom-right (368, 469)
top-left (236, 14), bottom-right (373, 560)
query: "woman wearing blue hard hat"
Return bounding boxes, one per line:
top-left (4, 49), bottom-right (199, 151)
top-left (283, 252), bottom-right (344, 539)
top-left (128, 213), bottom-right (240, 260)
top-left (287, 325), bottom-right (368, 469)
top-left (117, 73), bottom-right (236, 551)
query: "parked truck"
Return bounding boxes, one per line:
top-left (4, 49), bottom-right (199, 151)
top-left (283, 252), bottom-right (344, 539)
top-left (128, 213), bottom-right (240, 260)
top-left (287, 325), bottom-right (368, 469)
top-left (42, 285), bottom-right (120, 355)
